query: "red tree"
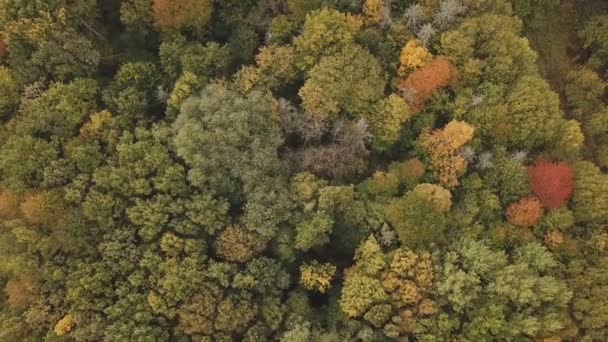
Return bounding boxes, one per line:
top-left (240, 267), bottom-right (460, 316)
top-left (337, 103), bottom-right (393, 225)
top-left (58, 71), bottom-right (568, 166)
top-left (398, 56), bottom-right (457, 112)
top-left (527, 160), bottom-right (574, 208)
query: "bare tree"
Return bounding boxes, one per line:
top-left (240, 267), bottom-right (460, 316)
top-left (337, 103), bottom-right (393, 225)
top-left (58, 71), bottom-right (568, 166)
top-left (458, 145), bottom-right (476, 163)
top-left (511, 150), bottom-right (528, 162)
top-left (477, 151), bottom-right (494, 170)
top-left (278, 98), bottom-right (326, 145)
top-left (433, 0), bottom-right (466, 29)
top-left (403, 4), bottom-right (424, 30)
top-left (417, 23), bottom-right (436, 48)
top-left (291, 119), bottom-right (371, 179)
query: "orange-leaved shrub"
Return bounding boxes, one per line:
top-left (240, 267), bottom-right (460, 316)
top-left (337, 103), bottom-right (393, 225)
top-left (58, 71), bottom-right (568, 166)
top-left (398, 56), bottom-right (457, 112)
top-left (152, 0), bottom-right (212, 33)
top-left (505, 196), bottom-right (543, 227)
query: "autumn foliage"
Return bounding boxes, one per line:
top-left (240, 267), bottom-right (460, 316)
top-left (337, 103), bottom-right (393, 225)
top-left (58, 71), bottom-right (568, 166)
top-left (398, 56), bottom-right (457, 112)
top-left (0, 39), bottom-right (6, 58)
top-left (0, 188), bottom-right (19, 219)
top-left (505, 196), bottom-right (543, 227)
top-left (419, 121), bottom-right (475, 188)
top-left (527, 160), bottom-right (574, 208)
top-left (152, 0), bottom-right (212, 34)
top-left (4, 278), bottom-right (31, 309)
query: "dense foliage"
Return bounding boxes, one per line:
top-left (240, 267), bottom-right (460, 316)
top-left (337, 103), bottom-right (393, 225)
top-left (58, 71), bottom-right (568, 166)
top-left (0, 0), bottom-right (606, 341)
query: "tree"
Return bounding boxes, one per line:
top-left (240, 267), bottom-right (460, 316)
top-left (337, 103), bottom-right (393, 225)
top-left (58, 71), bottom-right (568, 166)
top-left (398, 39), bottom-right (433, 76)
top-left (582, 15), bottom-right (608, 69)
top-left (484, 150), bottom-right (531, 205)
top-left (173, 83), bottom-right (284, 197)
top-left (505, 196), bottom-right (542, 227)
top-left (1, 6), bottom-right (100, 85)
top-left (425, 239), bottom-right (571, 340)
top-left (527, 160), bottom-right (574, 209)
top-left (572, 161), bottom-right (608, 225)
top-left (291, 119), bottom-right (371, 179)
top-left (300, 261), bottom-right (337, 293)
top-left (0, 66), bottom-right (18, 117)
top-left (216, 225), bottom-right (268, 263)
top-left (433, 0), bottom-right (466, 29)
top-left (568, 258), bottom-right (608, 341)
top-left (438, 14), bottom-right (536, 88)
top-left (366, 94), bottom-right (413, 151)
top-left (299, 44), bottom-right (387, 120)
top-left (362, 0), bottom-right (391, 27)
top-left (293, 8), bottom-right (363, 71)
top-left (418, 120), bottom-right (475, 188)
top-left (103, 62), bottom-right (160, 117)
top-left (510, 0), bottom-right (559, 20)
top-left (13, 78), bottom-right (98, 140)
top-left (564, 67), bottom-right (606, 121)
top-left (398, 56), bottom-right (457, 112)
top-left (506, 76), bottom-right (566, 149)
top-left (412, 183), bottom-right (452, 211)
top-left (152, 0), bottom-right (213, 34)
top-left (385, 189), bottom-right (448, 248)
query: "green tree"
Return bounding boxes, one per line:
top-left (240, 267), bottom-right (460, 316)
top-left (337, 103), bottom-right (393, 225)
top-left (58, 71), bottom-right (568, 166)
top-left (293, 8), bottom-right (363, 71)
top-left (299, 44), bottom-right (387, 120)
top-left (173, 83), bottom-right (284, 198)
top-left (572, 161), bottom-right (608, 225)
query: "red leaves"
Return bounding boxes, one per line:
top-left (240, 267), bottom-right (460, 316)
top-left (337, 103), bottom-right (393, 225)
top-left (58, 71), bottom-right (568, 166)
top-left (527, 160), bottom-right (574, 208)
top-left (398, 56), bottom-right (457, 112)
top-left (505, 196), bottom-right (543, 227)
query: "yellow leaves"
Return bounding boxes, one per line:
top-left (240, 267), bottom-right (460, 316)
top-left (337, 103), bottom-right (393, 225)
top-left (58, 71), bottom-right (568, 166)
top-left (398, 40), bottom-right (433, 76)
top-left (54, 314), bottom-right (75, 336)
top-left (367, 94), bottom-right (413, 149)
top-left (300, 261), bottom-right (337, 293)
top-left (412, 183), bottom-right (452, 211)
top-left (80, 110), bottom-right (112, 139)
top-left (152, 0), bottom-right (213, 34)
top-left (216, 225), bottom-right (267, 263)
top-left (397, 280), bottom-right (421, 305)
top-left (419, 120), bottom-right (475, 188)
top-left (363, 0), bottom-right (390, 26)
top-left (442, 120), bottom-right (476, 150)
top-left (382, 248), bottom-right (434, 310)
top-left (544, 230), bottom-right (564, 249)
top-left (167, 72), bottom-right (199, 118)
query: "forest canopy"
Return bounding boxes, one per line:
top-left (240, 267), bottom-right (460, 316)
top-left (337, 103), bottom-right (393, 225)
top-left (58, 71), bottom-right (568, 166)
top-left (0, 0), bottom-right (607, 341)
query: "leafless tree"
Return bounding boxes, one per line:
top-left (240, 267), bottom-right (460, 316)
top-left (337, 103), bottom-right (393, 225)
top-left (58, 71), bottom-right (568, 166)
top-left (433, 0), bottom-right (466, 29)
top-left (417, 23), bottom-right (436, 48)
top-left (403, 4), bottom-right (424, 31)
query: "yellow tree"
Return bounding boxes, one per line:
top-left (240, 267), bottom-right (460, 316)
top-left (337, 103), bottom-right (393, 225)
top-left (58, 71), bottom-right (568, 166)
top-left (419, 120), bottom-right (475, 188)
top-left (398, 40), bottom-right (432, 76)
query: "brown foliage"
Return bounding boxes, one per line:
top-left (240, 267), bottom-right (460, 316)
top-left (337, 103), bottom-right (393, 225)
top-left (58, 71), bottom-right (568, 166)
top-left (398, 56), bottom-right (457, 112)
top-left (0, 189), bottom-right (19, 220)
top-left (19, 191), bottom-right (59, 225)
top-left (216, 225), bottom-right (268, 263)
top-left (0, 39), bottom-right (6, 58)
top-left (505, 196), bottom-right (543, 227)
top-left (5, 278), bottom-right (31, 309)
top-left (292, 119), bottom-right (370, 178)
top-left (152, 0), bottom-right (212, 33)
top-left (527, 160), bottom-right (574, 209)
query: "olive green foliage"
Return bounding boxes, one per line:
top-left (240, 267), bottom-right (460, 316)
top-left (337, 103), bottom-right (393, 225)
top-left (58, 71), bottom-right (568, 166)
top-left (0, 1), bottom-right (606, 341)
top-left (299, 44), bottom-right (387, 120)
